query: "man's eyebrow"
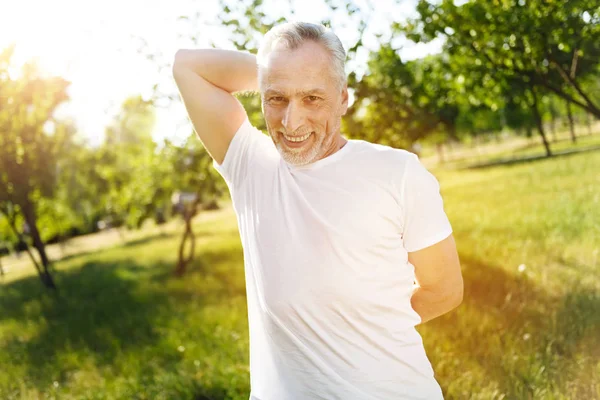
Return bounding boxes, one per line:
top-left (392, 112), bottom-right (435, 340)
top-left (264, 88), bottom-right (327, 96)
top-left (264, 89), bottom-right (284, 96)
top-left (297, 89), bottom-right (326, 96)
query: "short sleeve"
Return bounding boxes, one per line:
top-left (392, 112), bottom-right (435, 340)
top-left (400, 153), bottom-right (453, 252)
top-left (212, 118), bottom-right (274, 189)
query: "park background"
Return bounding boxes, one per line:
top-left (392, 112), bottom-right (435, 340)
top-left (1, 0), bottom-right (599, 398)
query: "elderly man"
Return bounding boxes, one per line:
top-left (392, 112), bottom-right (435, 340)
top-left (173, 21), bottom-right (463, 400)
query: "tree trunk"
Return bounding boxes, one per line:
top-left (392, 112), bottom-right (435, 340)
top-left (1, 206), bottom-right (51, 284)
top-left (21, 202), bottom-right (56, 289)
top-left (22, 243), bottom-right (46, 283)
top-left (175, 201), bottom-right (199, 276)
top-left (586, 112), bottom-right (593, 135)
top-left (549, 97), bottom-right (557, 142)
top-left (436, 143), bottom-right (445, 164)
top-left (566, 100), bottom-right (577, 143)
top-left (117, 226), bottom-right (127, 242)
top-left (531, 88), bottom-right (552, 157)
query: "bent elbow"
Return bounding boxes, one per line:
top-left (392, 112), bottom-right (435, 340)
top-left (452, 283), bottom-right (464, 309)
top-left (172, 50), bottom-right (186, 74)
top-left (173, 49), bottom-right (187, 65)
top-left (454, 291), bottom-right (463, 309)
top-left (172, 49), bottom-right (195, 75)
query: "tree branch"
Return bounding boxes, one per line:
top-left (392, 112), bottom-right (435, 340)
top-left (547, 53), bottom-right (598, 113)
top-left (536, 75), bottom-right (600, 117)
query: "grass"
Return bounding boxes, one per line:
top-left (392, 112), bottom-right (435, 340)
top-left (420, 125), bottom-right (600, 170)
top-left (426, 147), bottom-right (600, 399)
top-left (461, 133), bottom-right (600, 170)
top-left (1, 146), bottom-right (599, 399)
top-left (0, 214), bottom-right (250, 400)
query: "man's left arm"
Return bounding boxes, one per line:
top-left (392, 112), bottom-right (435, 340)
top-left (409, 234), bottom-right (463, 325)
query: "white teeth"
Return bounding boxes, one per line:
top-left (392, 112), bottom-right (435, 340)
top-left (284, 132), bottom-right (311, 142)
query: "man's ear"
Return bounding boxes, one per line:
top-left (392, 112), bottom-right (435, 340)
top-left (340, 84), bottom-right (349, 116)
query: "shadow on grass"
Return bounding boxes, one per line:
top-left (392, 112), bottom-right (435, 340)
top-left (48, 232), bottom-right (177, 266)
top-left (47, 231), bottom-right (192, 267)
top-left (148, 243), bottom-right (244, 291)
top-left (121, 231), bottom-right (177, 248)
top-left (120, 228), bottom-right (222, 250)
top-left (0, 259), bottom-right (175, 387)
top-left (0, 239), bottom-right (249, 397)
top-left (423, 252), bottom-right (600, 399)
top-left (465, 144), bottom-right (600, 170)
top-left (513, 135), bottom-right (596, 153)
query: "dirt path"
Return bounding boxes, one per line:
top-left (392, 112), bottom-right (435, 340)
top-left (0, 204), bottom-right (234, 278)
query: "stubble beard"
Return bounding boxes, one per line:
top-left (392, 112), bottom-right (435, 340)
top-left (273, 129), bottom-right (338, 166)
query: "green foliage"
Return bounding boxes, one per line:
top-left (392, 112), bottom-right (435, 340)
top-left (235, 92), bottom-right (265, 131)
top-left (0, 45), bottom-right (70, 210)
top-left (211, 0), bottom-right (596, 148)
top-left (0, 43), bottom-right (71, 285)
top-left (0, 40), bottom-right (228, 249)
top-left (346, 47), bottom-right (461, 148)
top-left (403, 0), bottom-right (600, 117)
top-left (164, 133), bottom-right (227, 209)
top-left (216, 0), bottom-right (372, 64)
top-left (216, 0), bottom-right (287, 52)
top-left (46, 127), bottom-right (106, 238)
top-left (96, 95), bottom-right (162, 229)
top-left (93, 95), bottom-right (226, 231)
top-left (455, 105), bottom-right (504, 137)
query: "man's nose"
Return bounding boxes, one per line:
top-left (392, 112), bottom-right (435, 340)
top-left (282, 101), bottom-right (305, 133)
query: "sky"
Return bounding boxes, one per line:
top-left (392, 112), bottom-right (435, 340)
top-left (0, 0), bottom-right (444, 147)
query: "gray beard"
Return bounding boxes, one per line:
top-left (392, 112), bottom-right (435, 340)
top-left (275, 130), bottom-right (338, 166)
top-left (276, 139), bottom-right (321, 166)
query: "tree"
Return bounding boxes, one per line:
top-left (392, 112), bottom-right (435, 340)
top-left (96, 95), bottom-right (161, 232)
top-left (402, 0), bottom-right (600, 118)
top-left (35, 120), bottom-right (108, 247)
top-left (346, 47), bottom-right (461, 153)
top-left (165, 136), bottom-right (226, 276)
top-left (0, 45), bottom-right (70, 288)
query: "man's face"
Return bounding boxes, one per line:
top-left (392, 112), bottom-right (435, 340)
top-left (260, 41), bottom-right (349, 166)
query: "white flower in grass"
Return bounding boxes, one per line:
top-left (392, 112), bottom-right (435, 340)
top-left (523, 333), bottom-right (531, 341)
top-left (178, 345), bottom-right (185, 352)
top-left (53, 381), bottom-right (59, 388)
top-left (518, 264), bottom-right (526, 273)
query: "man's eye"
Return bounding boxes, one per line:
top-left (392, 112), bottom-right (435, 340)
top-left (307, 96), bottom-right (321, 102)
top-left (270, 96), bottom-right (285, 102)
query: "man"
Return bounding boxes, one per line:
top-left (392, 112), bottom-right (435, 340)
top-left (173, 21), bottom-right (463, 400)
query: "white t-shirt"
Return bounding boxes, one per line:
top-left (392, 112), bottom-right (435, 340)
top-left (214, 118), bottom-right (453, 400)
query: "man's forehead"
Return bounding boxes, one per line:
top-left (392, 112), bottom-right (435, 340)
top-left (259, 41), bottom-right (336, 93)
top-left (262, 41), bottom-right (331, 70)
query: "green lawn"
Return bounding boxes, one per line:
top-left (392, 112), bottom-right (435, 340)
top-left (421, 128), bottom-right (600, 170)
top-left (1, 149), bottom-right (599, 399)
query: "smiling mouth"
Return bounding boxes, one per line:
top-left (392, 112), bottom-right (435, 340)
top-left (283, 132), bottom-right (312, 143)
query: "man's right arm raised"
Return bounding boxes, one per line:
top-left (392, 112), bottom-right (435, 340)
top-left (172, 49), bottom-right (258, 165)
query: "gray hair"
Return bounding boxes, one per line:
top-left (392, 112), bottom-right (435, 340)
top-left (257, 22), bottom-right (347, 90)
